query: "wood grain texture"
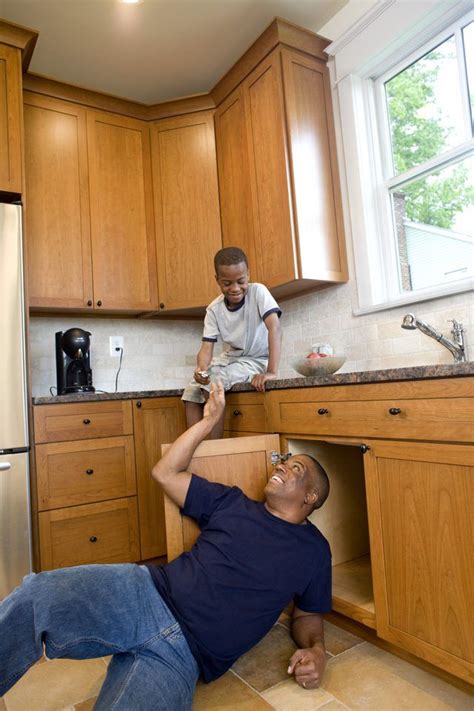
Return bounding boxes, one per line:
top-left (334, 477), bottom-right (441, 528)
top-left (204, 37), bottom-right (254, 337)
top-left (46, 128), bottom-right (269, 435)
top-left (214, 85), bottom-right (259, 279)
top-left (150, 110), bottom-right (222, 310)
top-left (38, 496), bottom-right (140, 570)
top-left (23, 93), bottom-right (93, 308)
top-left (87, 110), bottom-right (158, 311)
top-left (34, 401), bottom-right (133, 443)
top-left (132, 397), bottom-right (186, 560)
top-left (224, 392), bottom-right (266, 432)
top-left (244, 50), bottom-right (298, 288)
top-left (163, 434), bottom-right (279, 560)
top-left (36, 435), bottom-right (136, 510)
top-left (211, 18), bottom-right (328, 106)
top-left (0, 44), bottom-right (22, 193)
top-left (0, 20), bottom-right (38, 71)
top-left (281, 48), bottom-right (347, 282)
top-left (364, 441), bottom-right (474, 683)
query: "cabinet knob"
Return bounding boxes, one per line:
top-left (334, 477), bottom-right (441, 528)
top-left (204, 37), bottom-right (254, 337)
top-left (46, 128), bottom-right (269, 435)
top-left (389, 407), bottom-right (401, 415)
top-left (96, 300), bottom-right (102, 307)
top-left (136, 401), bottom-right (142, 408)
top-left (87, 300), bottom-right (93, 307)
top-left (89, 536), bottom-right (97, 543)
top-left (317, 408), bottom-right (329, 415)
top-left (159, 303), bottom-right (165, 309)
top-left (83, 418), bottom-right (91, 425)
top-left (86, 468), bottom-right (94, 475)
top-left (233, 409), bottom-right (242, 416)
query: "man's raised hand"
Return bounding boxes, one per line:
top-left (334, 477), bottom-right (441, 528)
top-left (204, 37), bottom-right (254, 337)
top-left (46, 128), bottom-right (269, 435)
top-left (203, 380), bottom-right (225, 422)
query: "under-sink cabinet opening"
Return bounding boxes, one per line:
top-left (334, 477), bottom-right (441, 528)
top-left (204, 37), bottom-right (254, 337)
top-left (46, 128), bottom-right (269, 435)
top-left (285, 438), bottom-right (375, 630)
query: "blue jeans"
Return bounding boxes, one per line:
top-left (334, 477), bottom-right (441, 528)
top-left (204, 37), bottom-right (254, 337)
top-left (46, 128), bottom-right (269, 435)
top-left (0, 564), bottom-right (199, 709)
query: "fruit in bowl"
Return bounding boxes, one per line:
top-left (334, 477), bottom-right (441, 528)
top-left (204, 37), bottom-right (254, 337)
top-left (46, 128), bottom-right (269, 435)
top-left (291, 353), bottom-right (346, 377)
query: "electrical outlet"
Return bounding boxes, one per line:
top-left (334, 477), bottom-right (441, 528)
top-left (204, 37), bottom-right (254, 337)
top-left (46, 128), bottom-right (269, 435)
top-left (110, 336), bottom-right (124, 357)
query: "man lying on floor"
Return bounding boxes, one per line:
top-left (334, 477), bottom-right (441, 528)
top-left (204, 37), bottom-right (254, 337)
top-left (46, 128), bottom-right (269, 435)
top-left (0, 381), bottom-right (331, 710)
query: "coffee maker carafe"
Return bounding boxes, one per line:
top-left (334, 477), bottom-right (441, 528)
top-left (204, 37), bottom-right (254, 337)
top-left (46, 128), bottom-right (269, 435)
top-left (56, 328), bottom-right (95, 395)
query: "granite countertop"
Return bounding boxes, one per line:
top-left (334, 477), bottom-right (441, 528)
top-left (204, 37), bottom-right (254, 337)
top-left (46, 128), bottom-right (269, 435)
top-left (33, 362), bottom-right (474, 405)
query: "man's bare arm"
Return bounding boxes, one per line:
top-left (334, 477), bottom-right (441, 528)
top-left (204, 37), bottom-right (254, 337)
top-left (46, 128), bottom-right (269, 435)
top-left (152, 381), bottom-right (225, 508)
top-left (288, 606), bottom-right (327, 689)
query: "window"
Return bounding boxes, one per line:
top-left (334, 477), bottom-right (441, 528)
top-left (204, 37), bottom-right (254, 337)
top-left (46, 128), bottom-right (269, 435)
top-left (327, 2), bottom-right (474, 312)
top-left (377, 20), bottom-right (474, 296)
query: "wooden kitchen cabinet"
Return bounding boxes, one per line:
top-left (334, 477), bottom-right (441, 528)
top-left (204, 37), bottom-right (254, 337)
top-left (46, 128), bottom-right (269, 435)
top-left (86, 110), bottom-right (158, 311)
top-left (215, 47), bottom-right (348, 298)
top-left (34, 400), bottom-right (140, 570)
top-left (24, 93), bottom-right (93, 308)
top-left (24, 96), bottom-right (159, 312)
top-left (0, 43), bottom-right (23, 194)
top-left (132, 397), bottom-right (186, 560)
top-left (223, 391), bottom-right (266, 436)
top-left (267, 376), bottom-right (474, 684)
top-left (150, 111), bottom-right (222, 312)
top-left (364, 440), bottom-right (473, 683)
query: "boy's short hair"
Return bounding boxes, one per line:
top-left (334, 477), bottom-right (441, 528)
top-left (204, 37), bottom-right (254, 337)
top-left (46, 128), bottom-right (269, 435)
top-left (214, 247), bottom-right (248, 273)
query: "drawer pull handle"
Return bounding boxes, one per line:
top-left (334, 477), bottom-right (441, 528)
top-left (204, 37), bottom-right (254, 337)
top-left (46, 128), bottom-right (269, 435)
top-left (89, 536), bottom-right (98, 543)
top-left (136, 401), bottom-right (142, 408)
top-left (83, 418), bottom-right (91, 425)
top-left (389, 407), bottom-right (401, 415)
top-left (97, 300), bottom-right (102, 307)
top-left (318, 408), bottom-right (329, 415)
top-left (87, 300), bottom-right (93, 307)
top-left (233, 410), bottom-right (242, 416)
top-left (86, 469), bottom-right (94, 475)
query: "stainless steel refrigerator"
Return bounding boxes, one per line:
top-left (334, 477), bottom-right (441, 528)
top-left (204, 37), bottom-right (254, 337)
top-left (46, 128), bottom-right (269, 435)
top-left (0, 201), bottom-right (32, 599)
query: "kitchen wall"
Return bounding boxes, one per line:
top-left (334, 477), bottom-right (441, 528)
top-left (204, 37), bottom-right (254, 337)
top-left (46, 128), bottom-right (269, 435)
top-left (29, 281), bottom-right (473, 398)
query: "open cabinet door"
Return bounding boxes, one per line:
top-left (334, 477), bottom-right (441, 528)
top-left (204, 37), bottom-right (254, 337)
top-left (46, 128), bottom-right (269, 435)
top-left (163, 434), bottom-right (280, 561)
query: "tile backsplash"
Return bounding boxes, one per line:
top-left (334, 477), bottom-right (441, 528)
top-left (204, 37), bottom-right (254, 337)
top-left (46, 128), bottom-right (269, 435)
top-left (29, 280), bottom-right (473, 398)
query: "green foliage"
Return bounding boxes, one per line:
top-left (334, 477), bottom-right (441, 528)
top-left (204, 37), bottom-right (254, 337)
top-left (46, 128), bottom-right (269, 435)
top-left (386, 50), bottom-right (474, 229)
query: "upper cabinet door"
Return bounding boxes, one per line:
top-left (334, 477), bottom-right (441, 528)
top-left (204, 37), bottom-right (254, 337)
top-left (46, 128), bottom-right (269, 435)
top-left (0, 44), bottom-right (22, 194)
top-left (151, 111), bottom-right (222, 311)
top-left (281, 49), bottom-right (347, 283)
top-left (87, 111), bottom-right (158, 312)
top-left (243, 53), bottom-right (298, 289)
top-left (214, 86), bottom-right (259, 280)
top-left (24, 94), bottom-right (93, 309)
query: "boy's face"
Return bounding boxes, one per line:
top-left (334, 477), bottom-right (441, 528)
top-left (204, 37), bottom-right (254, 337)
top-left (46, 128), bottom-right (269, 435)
top-left (215, 261), bottom-right (249, 305)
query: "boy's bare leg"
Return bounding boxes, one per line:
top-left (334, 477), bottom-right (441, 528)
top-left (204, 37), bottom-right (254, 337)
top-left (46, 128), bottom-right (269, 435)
top-left (185, 401), bottom-right (204, 428)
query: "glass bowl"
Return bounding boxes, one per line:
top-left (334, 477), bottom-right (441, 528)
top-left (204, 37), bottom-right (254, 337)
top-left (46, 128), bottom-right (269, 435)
top-left (291, 354), bottom-right (346, 377)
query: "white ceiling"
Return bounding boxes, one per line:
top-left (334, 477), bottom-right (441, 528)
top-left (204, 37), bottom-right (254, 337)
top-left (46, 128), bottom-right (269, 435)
top-left (0, 0), bottom-right (351, 104)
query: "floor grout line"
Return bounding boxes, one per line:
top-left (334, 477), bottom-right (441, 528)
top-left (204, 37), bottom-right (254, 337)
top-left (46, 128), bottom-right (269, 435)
top-left (229, 668), bottom-right (278, 707)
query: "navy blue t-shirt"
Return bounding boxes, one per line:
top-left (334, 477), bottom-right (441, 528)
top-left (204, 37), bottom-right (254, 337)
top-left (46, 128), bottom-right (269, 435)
top-left (147, 474), bottom-right (331, 682)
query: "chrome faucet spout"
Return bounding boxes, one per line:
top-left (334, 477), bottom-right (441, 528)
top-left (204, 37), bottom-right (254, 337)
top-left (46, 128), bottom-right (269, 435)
top-left (400, 314), bottom-right (467, 363)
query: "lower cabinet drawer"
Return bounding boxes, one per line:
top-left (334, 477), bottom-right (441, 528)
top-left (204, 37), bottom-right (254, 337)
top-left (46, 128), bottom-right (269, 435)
top-left (38, 497), bottom-right (140, 570)
top-left (36, 436), bottom-right (137, 510)
top-left (34, 400), bottom-right (133, 443)
top-left (224, 393), bottom-right (266, 432)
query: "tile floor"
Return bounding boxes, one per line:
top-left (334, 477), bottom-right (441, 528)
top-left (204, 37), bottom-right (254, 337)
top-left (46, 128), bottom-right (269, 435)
top-left (1, 616), bottom-right (471, 710)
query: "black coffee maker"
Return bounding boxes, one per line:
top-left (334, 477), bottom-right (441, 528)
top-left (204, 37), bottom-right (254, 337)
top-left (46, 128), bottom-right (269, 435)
top-left (56, 328), bottom-right (95, 395)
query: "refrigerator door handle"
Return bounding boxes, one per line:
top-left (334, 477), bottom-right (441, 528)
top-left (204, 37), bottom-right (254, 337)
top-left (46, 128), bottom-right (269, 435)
top-left (0, 462), bottom-right (12, 471)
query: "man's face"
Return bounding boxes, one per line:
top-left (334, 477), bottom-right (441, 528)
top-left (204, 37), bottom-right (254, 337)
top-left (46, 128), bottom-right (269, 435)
top-left (264, 455), bottom-right (317, 508)
top-left (215, 262), bottom-right (249, 305)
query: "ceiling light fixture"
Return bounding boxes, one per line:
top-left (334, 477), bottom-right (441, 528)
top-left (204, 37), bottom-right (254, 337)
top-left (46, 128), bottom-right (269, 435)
top-left (119, 0), bottom-right (143, 4)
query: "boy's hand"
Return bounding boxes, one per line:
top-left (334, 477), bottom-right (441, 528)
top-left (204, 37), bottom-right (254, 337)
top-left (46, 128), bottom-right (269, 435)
top-left (251, 372), bottom-right (277, 392)
top-left (194, 368), bottom-right (210, 384)
top-left (203, 380), bottom-right (225, 421)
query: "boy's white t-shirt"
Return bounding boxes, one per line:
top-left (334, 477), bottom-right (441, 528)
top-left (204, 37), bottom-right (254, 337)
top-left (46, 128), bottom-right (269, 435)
top-left (202, 283), bottom-right (281, 362)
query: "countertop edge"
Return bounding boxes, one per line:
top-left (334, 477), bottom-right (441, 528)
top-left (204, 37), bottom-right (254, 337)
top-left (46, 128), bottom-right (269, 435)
top-left (32, 363), bottom-right (474, 405)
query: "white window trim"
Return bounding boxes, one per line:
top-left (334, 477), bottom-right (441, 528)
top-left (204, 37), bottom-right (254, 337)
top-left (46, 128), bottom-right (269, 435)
top-left (326, 0), bottom-right (474, 314)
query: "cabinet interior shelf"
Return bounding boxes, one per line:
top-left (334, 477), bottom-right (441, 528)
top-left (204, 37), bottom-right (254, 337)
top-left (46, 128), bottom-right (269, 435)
top-left (332, 554), bottom-right (376, 629)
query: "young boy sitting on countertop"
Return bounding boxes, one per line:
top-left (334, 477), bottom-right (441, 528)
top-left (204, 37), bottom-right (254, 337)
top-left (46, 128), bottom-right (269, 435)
top-left (181, 246), bottom-right (282, 438)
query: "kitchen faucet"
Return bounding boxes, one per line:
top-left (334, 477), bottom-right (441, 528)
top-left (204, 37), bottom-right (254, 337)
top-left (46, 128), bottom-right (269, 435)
top-left (401, 313), bottom-right (468, 362)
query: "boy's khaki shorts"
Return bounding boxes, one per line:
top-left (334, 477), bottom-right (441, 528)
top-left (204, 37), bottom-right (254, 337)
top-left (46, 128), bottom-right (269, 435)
top-left (181, 358), bottom-right (267, 404)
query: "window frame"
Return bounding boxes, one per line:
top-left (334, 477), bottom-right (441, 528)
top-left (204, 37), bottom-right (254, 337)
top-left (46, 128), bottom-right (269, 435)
top-left (328, 2), bottom-right (474, 314)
